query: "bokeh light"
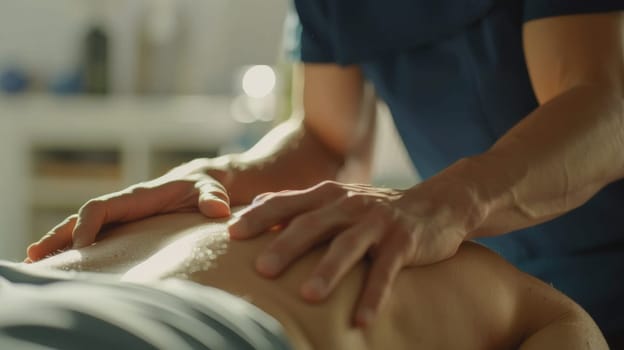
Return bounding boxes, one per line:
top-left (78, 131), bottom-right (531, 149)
top-left (241, 65), bottom-right (275, 98)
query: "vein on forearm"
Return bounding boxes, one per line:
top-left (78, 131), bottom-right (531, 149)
top-left (463, 85), bottom-right (624, 237)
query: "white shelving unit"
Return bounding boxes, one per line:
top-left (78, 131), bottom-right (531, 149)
top-left (0, 95), bottom-right (240, 260)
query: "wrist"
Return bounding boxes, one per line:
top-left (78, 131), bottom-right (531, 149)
top-left (437, 157), bottom-right (494, 239)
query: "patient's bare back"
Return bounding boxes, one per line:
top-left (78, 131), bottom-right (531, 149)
top-left (28, 213), bottom-right (607, 350)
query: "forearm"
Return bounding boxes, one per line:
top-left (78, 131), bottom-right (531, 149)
top-left (448, 85), bottom-right (624, 237)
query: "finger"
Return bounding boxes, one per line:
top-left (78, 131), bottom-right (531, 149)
top-left (300, 218), bottom-right (386, 302)
top-left (197, 178), bottom-right (231, 217)
top-left (198, 193), bottom-right (231, 217)
top-left (354, 237), bottom-right (405, 328)
top-left (196, 177), bottom-right (229, 203)
top-left (255, 203), bottom-right (354, 277)
top-left (71, 199), bottom-right (110, 249)
top-left (229, 188), bottom-right (324, 239)
top-left (27, 215), bottom-right (77, 261)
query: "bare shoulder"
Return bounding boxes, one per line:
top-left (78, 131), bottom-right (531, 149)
top-left (451, 242), bottom-right (607, 349)
top-left (387, 241), bottom-right (606, 349)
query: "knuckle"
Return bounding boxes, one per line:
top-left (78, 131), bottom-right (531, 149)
top-left (318, 180), bottom-right (336, 188)
top-left (266, 192), bottom-right (284, 203)
top-left (128, 184), bottom-right (152, 197)
top-left (261, 193), bottom-right (283, 206)
top-left (252, 193), bottom-right (264, 201)
top-left (252, 192), bottom-right (273, 204)
top-left (81, 199), bottom-right (106, 214)
top-left (317, 180), bottom-right (339, 194)
top-left (129, 185), bottom-right (147, 194)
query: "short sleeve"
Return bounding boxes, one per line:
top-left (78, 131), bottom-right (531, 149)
top-left (299, 25), bottom-right (335, 63)
top-left (523, 0), bottom-right (624, 22)
top-left (292, 0), bottom-right (336, 63)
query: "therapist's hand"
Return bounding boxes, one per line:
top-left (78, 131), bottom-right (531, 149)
top-left (26, 159), bottom-right (232, 262)
top-left (229, 178), bottom-right (485, 327)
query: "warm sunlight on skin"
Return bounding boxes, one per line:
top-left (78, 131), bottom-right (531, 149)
top-left (121, 229), bottom-right (229, 282)
top-left (29, 213), bottom-right (236, 279)
top-left (46, 250), bottom-right (84, 271)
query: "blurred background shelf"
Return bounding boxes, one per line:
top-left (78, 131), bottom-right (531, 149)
top-left (30, 177), bottom-right (124, 209)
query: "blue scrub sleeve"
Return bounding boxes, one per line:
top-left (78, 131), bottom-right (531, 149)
top-left (299, 26), bottom-right (335, 63)
top-left (523, 0), bottom-right (624, 22)
top-left (293, 1), bottom-right (335, 63)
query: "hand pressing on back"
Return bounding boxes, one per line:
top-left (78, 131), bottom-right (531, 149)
top-left (26, 159), bottom-right (232, 262)
top-left (229, 176), bottom-right (486, 328)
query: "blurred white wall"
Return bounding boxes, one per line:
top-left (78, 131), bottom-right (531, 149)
top-left (0, 0), bottom-right (289, 94)
top-left (372, 103), bottom-right (420, 189)
top-left (177, 0), bottom-right (289, 94)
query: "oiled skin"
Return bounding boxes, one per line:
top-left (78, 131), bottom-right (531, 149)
top-left (29, 213), bottom-right (606, 350)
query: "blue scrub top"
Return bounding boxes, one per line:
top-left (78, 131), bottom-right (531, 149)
top-left (293, 0), bottom-right (624, 336)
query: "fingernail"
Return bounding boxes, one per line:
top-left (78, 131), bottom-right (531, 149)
top-left (203, 199), bottom-right (231, 217)
top-left (355, 308), bottom-right (374, 328)
top-left (228, 217), bottom-right (248, 238)
top-left (301, 277), bottom-right (327, 300)
top-left (256, 253), bottom-right (282, 275)
top-left (23, 258), bottom-right (32, 264)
